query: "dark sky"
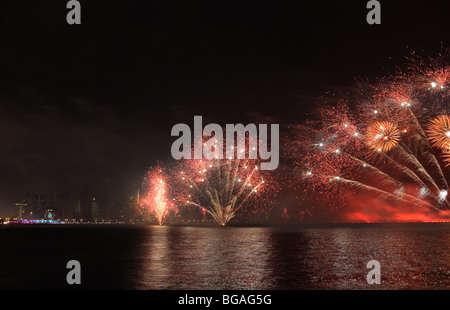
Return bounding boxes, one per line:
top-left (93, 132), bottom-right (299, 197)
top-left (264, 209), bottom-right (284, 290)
top-left (0, 0), bottom-right (449, 216)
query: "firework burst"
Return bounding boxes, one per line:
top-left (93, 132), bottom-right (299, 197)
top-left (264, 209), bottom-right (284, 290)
top-left (290, 48), bottom-right (450, 221)
top-left (366, 121), bottom-right (401, 153)
top-left (174, 137), bottom-right (277, 226)
top-left (426, 115), bottom-right (450, 151)
top-left (140, 164), bottom-right (174, 225)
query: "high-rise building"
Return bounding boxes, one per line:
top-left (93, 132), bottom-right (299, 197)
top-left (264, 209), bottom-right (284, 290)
top-left (90, 198), bottom-right (99, 220)
top-left (57, 192), bottom-right (70, 219)
top-left (24, 193), bottom-right (46, 219)
top-left (78, 185), bottom-right (90, 220)
top-left (14, 200), bottom-right (28, 219)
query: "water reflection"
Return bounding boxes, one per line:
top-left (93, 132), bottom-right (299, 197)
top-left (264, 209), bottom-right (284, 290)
top-left (135, 224), bottom-right (450, 289)
top-left (137, 226), bottom-right (274, 289)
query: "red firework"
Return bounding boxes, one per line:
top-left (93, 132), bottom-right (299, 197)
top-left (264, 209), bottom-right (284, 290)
top-left (140, 164), bottom-right (174, 225)
top-left (289, 48), bottom-right (450, 221)
top-left (173, 136), bottom-right (278, 226)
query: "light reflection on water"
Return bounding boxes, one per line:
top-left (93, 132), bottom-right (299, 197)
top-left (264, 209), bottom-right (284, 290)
top-left (139, 226), bottom-right (273, 289)
top-left (0, 223), bottom-right (448, 289)
top-left (134, 224), bottom-right (450, 290)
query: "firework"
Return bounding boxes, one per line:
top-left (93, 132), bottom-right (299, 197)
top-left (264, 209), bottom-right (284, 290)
top-left (366, 121), bottom-right (401, 153)
top-left (140, 164), bottom-right (174, 225)
top-left (426, 115), bottom-right (450, 151)
top-left (290, 48), bottom-right (450, 220)
top-left (174, 138), bottom-right (277, 226)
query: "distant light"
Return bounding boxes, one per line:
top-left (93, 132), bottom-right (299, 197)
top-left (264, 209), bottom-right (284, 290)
top-left (374, 110), bottom-right (378, 114)
top-left (431, 82), bottom-right (437, 88)
top-left (446, 131), bottom-right (450, 138)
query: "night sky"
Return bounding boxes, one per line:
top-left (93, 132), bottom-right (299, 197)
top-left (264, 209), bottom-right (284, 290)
top-left (0, 0), bottom-right (449, 216)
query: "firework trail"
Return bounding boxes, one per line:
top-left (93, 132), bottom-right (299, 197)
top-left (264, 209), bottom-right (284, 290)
top-left (290, 47), bottom-right (450, 220)
top-left (140, 164), bottom-right (174, 225)
top-left (174, 138), bottom-right (277, 226)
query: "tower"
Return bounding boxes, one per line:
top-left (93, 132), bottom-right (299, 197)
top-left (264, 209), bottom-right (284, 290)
top-left (15, 200), bottom-right (28, 220)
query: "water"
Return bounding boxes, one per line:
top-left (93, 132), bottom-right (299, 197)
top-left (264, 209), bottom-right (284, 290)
top-left (0, 223), bottom-right (449, 289)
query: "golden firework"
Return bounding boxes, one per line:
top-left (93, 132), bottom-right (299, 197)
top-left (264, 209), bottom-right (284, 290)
top-left (426, 115), bottom-right (450, 151)
top-left (366, 121), bottom-right (401, 153)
